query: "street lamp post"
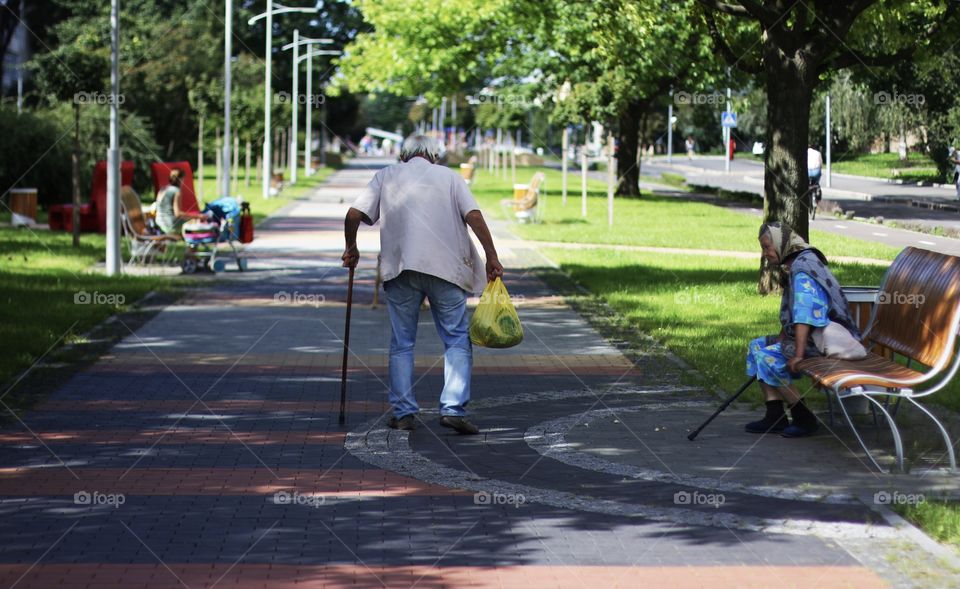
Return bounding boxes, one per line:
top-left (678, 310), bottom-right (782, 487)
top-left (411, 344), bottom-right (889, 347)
top-left (248, 2), bottom-right (319, 199)
top-left (222, 0), bottom-right (232, 197)
top-left (282, 36), bottom-right (335, 181)
top-left (106, 0), bottom-right (121, 275)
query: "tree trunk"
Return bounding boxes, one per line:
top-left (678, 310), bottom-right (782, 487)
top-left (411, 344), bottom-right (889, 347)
top-left (71, 103), bottom-right (81, 248)
top-left (759, 45), bottom-right (817, 294)
top-left (616, 103), bottom-right (641, 197)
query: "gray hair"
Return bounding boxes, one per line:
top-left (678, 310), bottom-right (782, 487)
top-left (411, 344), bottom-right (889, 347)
top-left (399, 134), bottom-right (440, 163)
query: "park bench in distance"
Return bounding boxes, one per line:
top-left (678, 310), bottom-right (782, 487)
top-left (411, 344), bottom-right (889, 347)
top-left (799, 247), bottom-right (960, 473)
top-left (501, 171), bottom-right (545, 223)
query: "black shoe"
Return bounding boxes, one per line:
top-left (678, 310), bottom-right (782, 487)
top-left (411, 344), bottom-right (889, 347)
top-left (781, 421), bottom-right (819, 438)
top-left (387, 414), bottom-right (418, 431)
top-left (439, 415), bottom-right (480, 435)
top-left (744, 414), bottom-right (789, 434)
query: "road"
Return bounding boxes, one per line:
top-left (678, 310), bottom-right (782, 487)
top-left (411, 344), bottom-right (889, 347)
top-left (549, 155), bottom-right (960, 256)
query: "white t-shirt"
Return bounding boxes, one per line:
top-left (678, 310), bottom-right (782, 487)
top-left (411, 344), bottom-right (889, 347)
top-left (351, 157), bottom-right (487, 294)
top-left (807, 148), bottom-right (823, 173)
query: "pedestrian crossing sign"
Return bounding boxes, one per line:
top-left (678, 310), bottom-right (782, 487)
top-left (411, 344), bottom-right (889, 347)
top-left (721, 111), bottom-right (738, 128)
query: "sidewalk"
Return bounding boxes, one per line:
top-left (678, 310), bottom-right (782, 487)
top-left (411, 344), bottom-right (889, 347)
top-left (0, 157), bottom-right (956, 588)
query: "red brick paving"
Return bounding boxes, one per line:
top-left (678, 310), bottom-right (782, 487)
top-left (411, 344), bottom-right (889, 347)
top-left (0, 468), bottom-right (467, 497)
top-left (0, 429), bottom-right (347, 445)
top-left (0, 564), bottom-right (890, 588)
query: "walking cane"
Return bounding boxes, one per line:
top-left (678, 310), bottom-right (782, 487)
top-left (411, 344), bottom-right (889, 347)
top-left (687, 376), bottom-right (756, 441)
top-left (339, 265), bottom-right (355, 425)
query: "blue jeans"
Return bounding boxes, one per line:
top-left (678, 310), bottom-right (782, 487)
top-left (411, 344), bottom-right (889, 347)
top-left (383, 270), bottom-right (472, 418)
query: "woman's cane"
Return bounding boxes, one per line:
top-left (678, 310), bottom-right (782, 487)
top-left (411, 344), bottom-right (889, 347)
top-left (687, 376), bottom-right (756, 441)
top-left (339, 265), bottom-right (355, 425)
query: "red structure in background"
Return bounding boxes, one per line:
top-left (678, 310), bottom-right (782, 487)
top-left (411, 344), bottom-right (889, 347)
top-left (48, 160), bottom-right (135, 233)
top-left (149, 162), bottom-right (201, 215)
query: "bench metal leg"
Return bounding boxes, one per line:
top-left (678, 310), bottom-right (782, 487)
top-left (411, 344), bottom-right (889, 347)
top-left (905, 397), bottom-right (957, 472)
top-left (838, 391), bottom-right (905, 473)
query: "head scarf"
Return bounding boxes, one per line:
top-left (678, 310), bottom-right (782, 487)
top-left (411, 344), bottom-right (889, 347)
top-left (758, 222), bottom-right (812, 266)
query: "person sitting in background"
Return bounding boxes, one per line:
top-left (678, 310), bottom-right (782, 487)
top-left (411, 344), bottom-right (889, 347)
top-left (744, 222), bottom-right (861, 438)
top-left (155, 169), bottom-right (205, 235)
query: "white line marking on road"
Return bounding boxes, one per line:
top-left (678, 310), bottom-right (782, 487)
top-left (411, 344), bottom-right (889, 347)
top-left (835, 224), bottom-right (847, 229)
top-left (919, 240), bottom-right (936, 246)
top-left (872, 232), bottom-right (888, 237)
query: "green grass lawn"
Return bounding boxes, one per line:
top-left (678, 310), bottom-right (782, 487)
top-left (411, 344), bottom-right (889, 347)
top-left (0, 228), bottom-right (173, 402)
top-left (831, 152), bottom-right (941, 183)
top-left (470, 167), bottom-right (900, 262)
top-left (0, 160), bottom-right (340, 414)
top-left (895, 501), bottom-right (960, 552)
top-left (538, 248), bottom-right (894, 405)
top-left (469, 166), bottom-right (960, 410)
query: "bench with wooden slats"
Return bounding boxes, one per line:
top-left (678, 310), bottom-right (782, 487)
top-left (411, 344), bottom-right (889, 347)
top-left (798, 246), bottom-right (960, 473)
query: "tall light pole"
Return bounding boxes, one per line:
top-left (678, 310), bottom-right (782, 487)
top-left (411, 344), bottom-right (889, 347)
top-left (222, 0), bottom-right (232, 197)
top-left (282, 35), bottom-right (334, 182)
top-left (301, 48), bottom-right (339, 175)
top-left (248, 2), bottom-right (319, 199)
top-left (106, 0), bottom-right (121, 275)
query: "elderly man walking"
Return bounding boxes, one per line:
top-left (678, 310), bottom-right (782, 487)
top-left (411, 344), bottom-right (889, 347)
top-left (342, 135), bottom-right (503, 435)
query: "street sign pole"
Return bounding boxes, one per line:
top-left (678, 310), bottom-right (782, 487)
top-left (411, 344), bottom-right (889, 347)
top-left (667, 87), bottom-right (674, 164)
top-left (826, 94), bottom-right (832, 188)
top-left (724, 87), bottom-right (732, 173)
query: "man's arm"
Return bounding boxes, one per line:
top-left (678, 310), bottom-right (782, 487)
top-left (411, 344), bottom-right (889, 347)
top-left (465, 210), bottom-right (503, 281)
top-left (342, 207), bottom-right (370, 268)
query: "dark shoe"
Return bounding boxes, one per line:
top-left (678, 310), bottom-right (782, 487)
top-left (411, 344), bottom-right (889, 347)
top-left (781, 421), bottom-right (819, 438)
top-left (439, 415), bottom-right (480, 435)
top-left (387, 414), bottom-right (418, 431)
top-left (744, 414), bottom-right (789, 434)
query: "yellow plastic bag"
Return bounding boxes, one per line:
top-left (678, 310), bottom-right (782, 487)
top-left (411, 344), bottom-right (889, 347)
top-left (469, 277), bottom-right (523, 348)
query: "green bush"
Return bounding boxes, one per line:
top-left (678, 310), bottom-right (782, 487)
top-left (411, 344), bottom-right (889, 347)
top-left (0, 107), bottom-right (72, 208)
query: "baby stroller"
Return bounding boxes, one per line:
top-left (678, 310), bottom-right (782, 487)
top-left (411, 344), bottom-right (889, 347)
top-left (181, 197), bottom-right (250, 274)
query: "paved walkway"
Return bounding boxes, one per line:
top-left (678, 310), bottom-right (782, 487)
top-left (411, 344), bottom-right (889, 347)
top-left (1, 157), bottom-right (957, 588)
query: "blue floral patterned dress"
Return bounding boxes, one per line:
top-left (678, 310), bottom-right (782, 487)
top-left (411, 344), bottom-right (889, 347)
top-left (746, 272), bottom-right (830, 386)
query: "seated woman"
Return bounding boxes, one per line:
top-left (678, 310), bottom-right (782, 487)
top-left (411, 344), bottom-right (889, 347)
top-left (155, 169), bottom-right (205, 235)
top-left (745, 222), bottom-right (861, 437)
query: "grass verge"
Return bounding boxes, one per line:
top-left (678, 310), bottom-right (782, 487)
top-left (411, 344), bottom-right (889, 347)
top-left (537, 248), bottom-right (890, 406)
top-left (0, 228), bottom-right (177, 416)
top-left (470, 167), bottom-right (899, 262)
top-left (894, 501), bottom-right (960, 552)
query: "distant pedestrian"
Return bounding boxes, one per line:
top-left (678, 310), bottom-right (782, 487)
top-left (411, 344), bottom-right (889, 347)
top-left (342, 135), bottom-right (503, 435)
top-left (948, 146), bottom-right (960, 200)
top-left (685, 136), bottom-right (696, 160)
top-left (807, 143), bottom-right (823, 187)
